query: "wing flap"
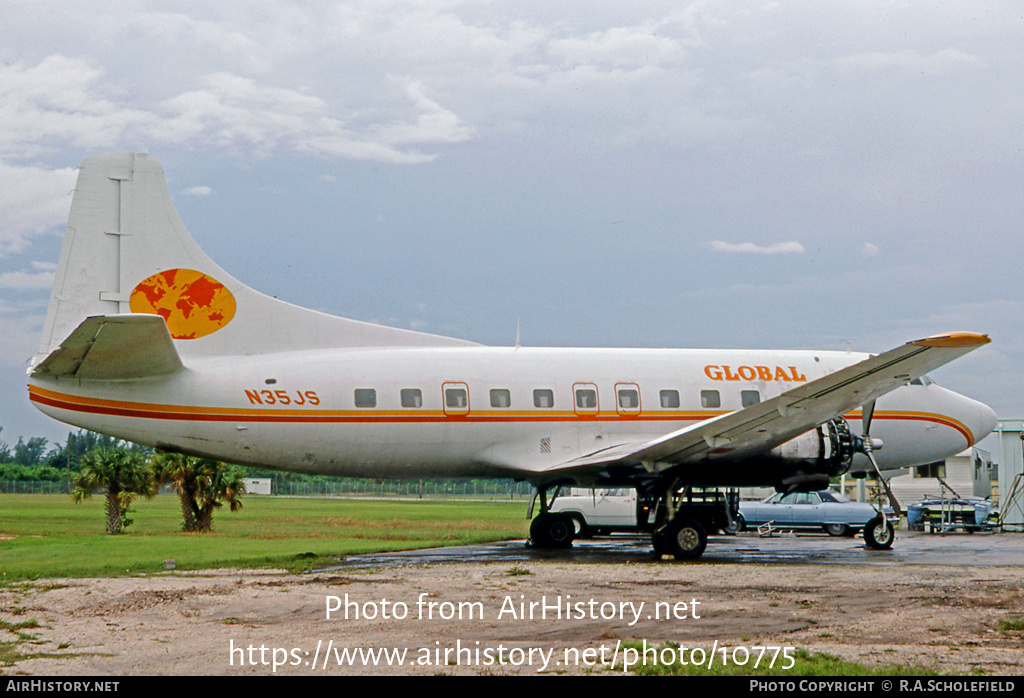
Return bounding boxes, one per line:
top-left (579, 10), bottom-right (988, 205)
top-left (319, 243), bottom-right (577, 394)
top-left (541, 332), bottom-right (989, 474)
top-left (30, 314), bottom-right (184, 380)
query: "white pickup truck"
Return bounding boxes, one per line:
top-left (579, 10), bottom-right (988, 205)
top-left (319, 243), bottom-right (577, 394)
top-left (548, 488), bottom-right (640, 536)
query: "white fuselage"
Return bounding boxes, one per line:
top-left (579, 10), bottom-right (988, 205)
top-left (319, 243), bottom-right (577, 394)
top-left (27, 345), bottom-right (994, 484)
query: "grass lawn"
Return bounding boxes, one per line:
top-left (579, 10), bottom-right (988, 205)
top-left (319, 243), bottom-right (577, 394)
top-left (0, 493), bottom-right (529, 581)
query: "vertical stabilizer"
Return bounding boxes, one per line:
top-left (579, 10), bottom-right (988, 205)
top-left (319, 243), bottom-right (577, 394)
top-left (36, 152), bottom-right (476, 364)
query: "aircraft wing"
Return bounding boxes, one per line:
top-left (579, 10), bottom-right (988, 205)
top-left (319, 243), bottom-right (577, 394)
top-left (30, 314), bottom-right (184, 380)
top-left (543, 332), bottom-right (990, 473)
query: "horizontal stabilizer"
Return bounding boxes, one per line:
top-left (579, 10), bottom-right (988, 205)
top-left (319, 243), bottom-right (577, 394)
top-left (31, 315), bottom-right (184, 380)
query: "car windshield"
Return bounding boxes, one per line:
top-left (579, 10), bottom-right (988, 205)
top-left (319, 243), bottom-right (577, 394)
top-left (766, 490), bottom-right (851, 504)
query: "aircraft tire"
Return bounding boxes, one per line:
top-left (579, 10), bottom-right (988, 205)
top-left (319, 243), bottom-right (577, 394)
top-left (663, 517), bottom-right (708, 560)
top-left (530, 513), bottom-right (575, 549)
top-left (864, 516), bottom-right (895, 550)
top-left (651, 529), bottom-right (666, 557)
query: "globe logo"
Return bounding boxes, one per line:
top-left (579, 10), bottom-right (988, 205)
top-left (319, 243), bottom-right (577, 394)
top-left (129, 268), bottom-right (237, 339)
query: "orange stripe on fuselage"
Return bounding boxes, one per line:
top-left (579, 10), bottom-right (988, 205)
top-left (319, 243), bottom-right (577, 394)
top-left (28, 385), bottom-right (974, 446)
top-left (28, 385), bottom-right (712, 424)
top-left (845, 409), bottom-right (974, 448)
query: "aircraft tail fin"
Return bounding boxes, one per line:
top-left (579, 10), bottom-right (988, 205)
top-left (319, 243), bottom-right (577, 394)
top-left (36, 152), bottom-right (476, 365)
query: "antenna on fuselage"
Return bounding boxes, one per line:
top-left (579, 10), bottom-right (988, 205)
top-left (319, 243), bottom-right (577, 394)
top-left (515, 317), bottom-right (521, 350)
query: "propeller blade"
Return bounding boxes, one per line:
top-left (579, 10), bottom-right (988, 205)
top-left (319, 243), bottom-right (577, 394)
top-left (862, 400), bottom-right (875, 435)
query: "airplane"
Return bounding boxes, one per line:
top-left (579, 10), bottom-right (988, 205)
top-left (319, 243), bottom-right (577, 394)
top-left (27, 151), bottom-right (998, 560)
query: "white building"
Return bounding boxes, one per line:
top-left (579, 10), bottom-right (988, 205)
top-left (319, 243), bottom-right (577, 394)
top-left (242, 478), bottom-right (272, 495)
top-left (995, 419), bottom-right (1024, 529)
top-left (886, 447), bottom-right (993, 506)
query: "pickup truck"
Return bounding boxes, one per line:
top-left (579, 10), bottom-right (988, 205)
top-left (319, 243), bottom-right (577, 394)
top-left (548, 488), bottom-right (640, 536)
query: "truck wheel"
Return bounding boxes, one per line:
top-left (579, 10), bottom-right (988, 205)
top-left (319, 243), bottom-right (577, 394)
top-left (570, 515), bottom-right (594, 539)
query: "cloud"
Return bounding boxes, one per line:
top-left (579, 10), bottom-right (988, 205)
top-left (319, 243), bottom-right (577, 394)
top-left (836, 48), bottom-right (983, 76)
top-left (0, 269), bottom-right (55, 291)
top-left (1, 55), bottom-right (477, 168)
top-left (0, 314), bottom-right (44, 367)
top-left (0, 56), bottom-right (156, 159)
top-left (372, 81), bottom-right (476, 147)
top-left (547, 22), bottom-right (688, 72)
top-left (158, 72), bottom-right (474, 163)
top-left (0, 160), bottom-right (78, 257)
top-left (183, 186), bottom-right (213, 197)
top-left (0, 296), bottom-right (48, 367)
top-left (709, 240), bottom-right (805, 255)
top-left (862, 243), bottom-right (880, 257)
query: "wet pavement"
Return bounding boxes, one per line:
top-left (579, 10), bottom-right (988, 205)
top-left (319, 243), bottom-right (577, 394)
top-left (320, 529), bottom-right (1024, 571)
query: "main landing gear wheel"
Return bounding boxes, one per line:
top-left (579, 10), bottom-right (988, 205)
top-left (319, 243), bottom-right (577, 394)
top-left (864, 515), bottom-right (895, 550)
top-left (657, 517), bottom-right (708, 560)
top-left (529, 512), bottom-right (575, 549)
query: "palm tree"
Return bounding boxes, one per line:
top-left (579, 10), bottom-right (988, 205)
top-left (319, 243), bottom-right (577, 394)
top-left (71, 447), bottom-right (155, 534)
top-left (152, 453), bottom-right (245, 532)
top-left (150, 452), bottom-right (201, 532)
top-left (193, 459), bottom-right (246, 533)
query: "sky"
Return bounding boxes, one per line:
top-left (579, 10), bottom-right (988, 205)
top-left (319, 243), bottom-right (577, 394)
top-left (1, 1), bottom-right (1022, 449)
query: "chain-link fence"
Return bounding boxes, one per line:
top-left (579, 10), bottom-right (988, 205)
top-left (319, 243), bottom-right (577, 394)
top-left (275, 479), bottom-right (533, 499)
top-left (0, 481), bottom-right (73, 494)
top-left (1, 479), bottom-right (534, 499)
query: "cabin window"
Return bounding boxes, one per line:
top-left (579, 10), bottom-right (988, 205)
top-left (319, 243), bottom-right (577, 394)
top-left (617, 388), bottom-right (639, 409)
top-left (741, 390), bottom-right (760, 407)
top-left (700, 390), bottom-right (720, 408)
top-left (490, 388), bottom-right (511, 408)
top-left (660, 390), bottom-right (680, 408)
top-left (533, 389), bottom-right (554, 408)
top-left (401, 388), bottom-right (422, 408)
top-left (445, 388), bottom-right (468, 408)
top-left (575, 388), bottom-right (597, 409)
top-left (354, 388), bottom-right (376, 408)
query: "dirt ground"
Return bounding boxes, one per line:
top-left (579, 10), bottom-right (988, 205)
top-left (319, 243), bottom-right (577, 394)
top-left (4, 553), bottom-right (1024, 676)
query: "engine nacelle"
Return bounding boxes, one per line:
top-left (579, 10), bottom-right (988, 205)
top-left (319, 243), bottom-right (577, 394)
top-left (771, 417), bottom-right (856, 477)
top-left (647, 417), bottom-right (858, 491)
